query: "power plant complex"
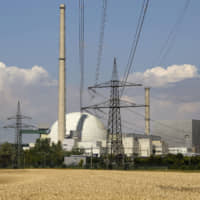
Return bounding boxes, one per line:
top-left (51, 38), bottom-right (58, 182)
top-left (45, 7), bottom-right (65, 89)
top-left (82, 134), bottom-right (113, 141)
top-left (42, 3), bottom-right (200, 159)
top-left (36, 3), bottom-right (157, 159)
top-left (40, 4), bottom-right (200, 160)
top-left (3, 3), bottom-right (200, 168)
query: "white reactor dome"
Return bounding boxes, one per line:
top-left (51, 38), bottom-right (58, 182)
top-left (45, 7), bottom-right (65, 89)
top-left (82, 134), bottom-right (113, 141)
top-left (48, 112), bottom-right (107, 143)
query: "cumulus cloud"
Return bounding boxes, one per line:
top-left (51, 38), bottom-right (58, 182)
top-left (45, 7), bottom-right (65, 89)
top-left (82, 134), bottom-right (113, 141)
top-left (127, 64), bottom-right (199, 87)
top-left (119, 66), bottom-right (200, 133)
top-left (0, 62), bottom-right (57, 90)
top-left (0, 62), bottom-right (59, 124)
top-left (0, 62), bottom-right (85, 126)
top-left (0, 62), bottom-right (87, 143)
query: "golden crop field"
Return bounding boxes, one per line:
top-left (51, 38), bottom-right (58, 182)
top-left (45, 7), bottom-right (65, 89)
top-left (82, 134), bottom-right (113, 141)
top-left (0, 169), bottom-right (200, 200)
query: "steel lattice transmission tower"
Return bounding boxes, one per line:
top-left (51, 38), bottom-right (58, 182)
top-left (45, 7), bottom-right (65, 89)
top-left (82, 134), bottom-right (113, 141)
top-left (107, 58), bottom-right (123, 157)
top-left (82, 58), bottom-right (145, 165)
top-left (4, 101), bottom-right (34, 168)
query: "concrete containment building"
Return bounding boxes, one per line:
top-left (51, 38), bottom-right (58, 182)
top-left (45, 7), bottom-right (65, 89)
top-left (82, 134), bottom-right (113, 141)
top-left (48, 112), bottom-right (107, 152)
top-left (152, 120), bottom-right (200, 153)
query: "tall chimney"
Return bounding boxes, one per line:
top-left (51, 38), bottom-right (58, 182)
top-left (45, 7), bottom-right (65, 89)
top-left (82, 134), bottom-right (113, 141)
top-left (145, 87), bottom-right (150, 135)
top-left (58, 4), bottom-right (66, 143)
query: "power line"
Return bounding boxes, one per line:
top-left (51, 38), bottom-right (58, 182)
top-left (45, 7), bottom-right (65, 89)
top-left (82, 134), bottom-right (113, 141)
top-left (150, 94), bottom-right (196, 105)
top-left (87, 98), bottom-right (188, 145)
top-left (121, 0), bottom-right (150, 96)
top-left (125, 109), bottom-right (189, 144)
top-left (121, 115), bottom-right (185, 144)
top-left (127, 107), bottom-right (192, 134)
top-left (154, 0), bottom-right (191, 67)
top-left (95, 0), bottom-right (108, 85)
top-left (122, 0), bottom-right (146, 80)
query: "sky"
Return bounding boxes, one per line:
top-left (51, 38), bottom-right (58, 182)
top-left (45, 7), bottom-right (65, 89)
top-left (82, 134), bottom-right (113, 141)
top-left (0, 0), bottom-right (200, 142)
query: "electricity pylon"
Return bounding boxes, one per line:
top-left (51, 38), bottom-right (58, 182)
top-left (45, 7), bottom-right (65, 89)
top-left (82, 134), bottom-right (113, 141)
top-left (82, 58), bottom-right (145, 167)
top-left (4, 101), bottom-right (34, 168)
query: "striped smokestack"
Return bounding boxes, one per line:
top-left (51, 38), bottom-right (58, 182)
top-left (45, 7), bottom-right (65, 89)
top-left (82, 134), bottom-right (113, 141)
top-left (145, 87), bottom-right (150, 135)
top-left (58, 4), bottom-right (66, 143)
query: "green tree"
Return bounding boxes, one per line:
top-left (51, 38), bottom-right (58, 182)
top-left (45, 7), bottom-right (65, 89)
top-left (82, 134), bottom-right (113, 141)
top-left (0, 143), bottom-right (15, 168)
top-left (24, 139), bottom-right (65, 168)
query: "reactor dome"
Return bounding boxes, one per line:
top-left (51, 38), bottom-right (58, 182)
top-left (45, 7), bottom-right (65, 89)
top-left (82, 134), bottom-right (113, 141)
top-left (48, 112), bottom-right (107, 144)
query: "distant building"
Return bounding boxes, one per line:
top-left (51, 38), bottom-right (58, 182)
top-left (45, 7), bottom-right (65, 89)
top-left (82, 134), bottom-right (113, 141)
top-left (48, 112), bottom-right (107, 144)
top-left (152, 140), bottom-right (168, 155)
top-left (138, 138), bottom-right (152, 157)
top-left (45, 112), bottom-right (178, 157)
top-left (152, 120), bottom-right (200, 153)
top-left (168, 147), bottom-right (189, 155)
top-left (43, 112), bottom-right (107, 156)
top-left (123, 137), bottom-right (139, 157)
top-left (122, 133), bottom-right (165, 157)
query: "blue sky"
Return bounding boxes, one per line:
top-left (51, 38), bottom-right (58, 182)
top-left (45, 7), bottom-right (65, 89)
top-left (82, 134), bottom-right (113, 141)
top-left (0, 0), bottom-right (200, 85)
top-left (1, 0), bottom-right (200, 143)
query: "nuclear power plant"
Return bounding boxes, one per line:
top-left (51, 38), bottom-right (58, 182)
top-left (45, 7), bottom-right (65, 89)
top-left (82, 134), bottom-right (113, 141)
top-left (1, 2), bottom-right (200, 199)
top-left (5, 3), bottom-right (199, 164)
top-left (40, 3), bottom-right (200, 159)
top-left (39, 3), bottom-right (159, 158)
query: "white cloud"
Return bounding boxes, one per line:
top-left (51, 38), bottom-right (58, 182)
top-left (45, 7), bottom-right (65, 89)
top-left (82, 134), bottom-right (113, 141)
top-left (127, 64), bottom-right (199, 87)
top-left (1, 61), bottom-right (200, 138)
top-left (0, 62), bottom-right (86, 128)
top-left (0, 61), bottom-right (88, 143)
top-left (0, 62), bottom-right (58, 124)
top-left (0, 62), bottom-right (57, 90)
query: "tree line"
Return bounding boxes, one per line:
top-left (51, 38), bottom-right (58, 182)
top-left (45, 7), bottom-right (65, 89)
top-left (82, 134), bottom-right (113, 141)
top-left (1, 138), bottom-right (200, 170)
top-left (0, 138), bottom-right (82, 168)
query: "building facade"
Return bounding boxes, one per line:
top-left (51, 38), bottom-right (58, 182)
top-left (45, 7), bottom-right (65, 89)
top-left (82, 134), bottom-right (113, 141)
top-left (152, 120), bottom-right (200, 153)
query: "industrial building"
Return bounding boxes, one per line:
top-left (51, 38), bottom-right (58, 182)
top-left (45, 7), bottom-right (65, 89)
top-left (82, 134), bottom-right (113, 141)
top-left (46, 112), bottom-right (107, 155)
top-left (123, 133), bottom-right (167, 157)
top-left (152, 120), bottom-right (200, 153)
top-left (152, 140), bottom-right (168, 155)
top-left (45, 112), bottom-right (167, 157)
top-left (168, 147), bottom-right (189, 155)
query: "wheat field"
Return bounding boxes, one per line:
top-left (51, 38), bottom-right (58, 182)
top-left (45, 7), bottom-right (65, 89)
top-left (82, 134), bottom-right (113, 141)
top-left (0, 169), bottom-right (200, 200)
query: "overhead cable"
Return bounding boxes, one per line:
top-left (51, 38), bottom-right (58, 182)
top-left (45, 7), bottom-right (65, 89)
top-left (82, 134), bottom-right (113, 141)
top-left (127, 108), bottom-right (192, 134)
top-left (95, 0), bottom-right (108, 85)
top-left (121, 0), bottom-right (150, 97)
top-left (155, 0), bottom-right (191, 66)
